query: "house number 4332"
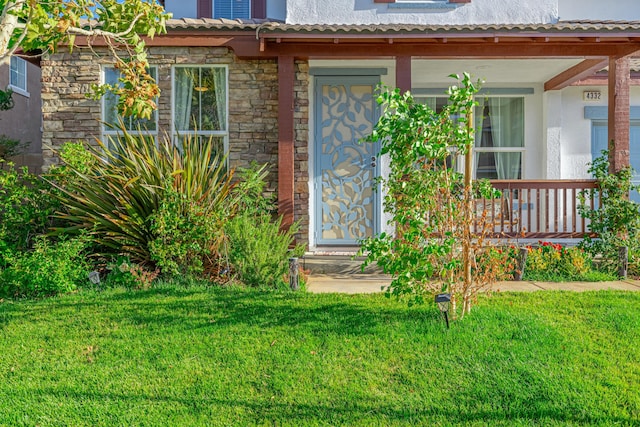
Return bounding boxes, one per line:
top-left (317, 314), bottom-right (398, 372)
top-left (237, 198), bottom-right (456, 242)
top-left (583, 91), bottom-right (601, 101)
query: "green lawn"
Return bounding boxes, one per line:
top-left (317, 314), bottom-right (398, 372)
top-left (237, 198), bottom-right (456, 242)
top-left (1, 286), bottom-right (639, 426)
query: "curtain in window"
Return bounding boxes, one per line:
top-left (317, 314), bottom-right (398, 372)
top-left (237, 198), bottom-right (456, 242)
top-left (103, 68), bottom-right (120, 127)
top-left (488, 98), bottom-right (523, 179)
top-left (213, 67), bottom-right (226, 131)
top-left (175, 68), bottom-right (194, 131)
top-left (473, 97), bottom-right (486, 174)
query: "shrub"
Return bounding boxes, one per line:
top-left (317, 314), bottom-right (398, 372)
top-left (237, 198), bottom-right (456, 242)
top-left (49, 130), bottom-right (234, 272)
top-left (224, 163), bottom-right (304, 288)
top-left (233, 161), bottom-right (276, 216)
top-left (148, 183), bottom-right (226, 276)
top-left (225, 213), bottom-right (304, 289)
top-left (103, 256), bottom-right (158, 290)
top-left (579, 151), bottom-right (640, 274)
top-left (0, 235), bottom-right (90, 298)
top-left (0, 135), bottom-right (26, 161)
top-left (0, 161), bottom-right (58, 252)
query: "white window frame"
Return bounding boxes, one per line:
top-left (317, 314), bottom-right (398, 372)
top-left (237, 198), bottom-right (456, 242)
top-left (473, 96), bottom-right (525, 180)
top-left (9, 56), bottom-right (28, 97)
top-left (171, 64), bottom-right (229, 155)
top-left (415, 94), bottom-right (526, 179)
top-left (101, 65), bottom-right (159, 146)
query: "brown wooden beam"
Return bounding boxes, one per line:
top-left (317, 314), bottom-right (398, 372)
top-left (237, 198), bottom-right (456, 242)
top-left (608, 56), bottom-right (631, 173)
top-left (544, 58), bottom-right (608, 91)
top-left (395, 55), bottom-right (412, 93)
top-left (256, 42), bottom-right (640, 60)
top-left (278, 55), bottom-right (296, 230)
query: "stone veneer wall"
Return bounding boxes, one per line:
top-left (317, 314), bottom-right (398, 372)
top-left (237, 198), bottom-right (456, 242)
top-left (40, 46), bottom-right (311, 246)
top-left (293, 60), bottom-right (310, 245)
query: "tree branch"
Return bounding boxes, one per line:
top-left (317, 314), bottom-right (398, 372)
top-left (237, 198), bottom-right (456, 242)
top-left (0, 0), bottom-right (26, 62)
top-left (66, 13), bottom-right (146, 40)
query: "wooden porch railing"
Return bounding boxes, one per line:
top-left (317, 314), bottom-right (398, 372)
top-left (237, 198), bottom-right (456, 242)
top-left (474, 180), bottom-right (599, 239)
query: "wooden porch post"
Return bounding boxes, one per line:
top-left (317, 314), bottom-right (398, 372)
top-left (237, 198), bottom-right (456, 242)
top-left (395, 56), bottom-right (412, 93)
top-left (608, 56), bottom-right (631, 173)
top-left (278, 55), bottom-right (296, 230)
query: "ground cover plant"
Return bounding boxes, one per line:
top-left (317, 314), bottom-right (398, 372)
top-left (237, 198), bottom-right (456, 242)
top-left (0, 286), bottom-right (638, 426)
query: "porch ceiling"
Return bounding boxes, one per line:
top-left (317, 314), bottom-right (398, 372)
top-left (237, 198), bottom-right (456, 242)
top-left (410, 59), bottom-right (585, 85)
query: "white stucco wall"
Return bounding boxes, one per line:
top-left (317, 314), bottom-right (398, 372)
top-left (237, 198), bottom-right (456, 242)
top-left (287, 0), bottom-right (559, 25)
top-left (558, 86), bottom-right (640, 180)
top-left (559, 0), bottom-right (640, 21)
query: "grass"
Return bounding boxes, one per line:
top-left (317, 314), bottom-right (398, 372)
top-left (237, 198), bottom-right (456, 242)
top-left (0, 285), bottom-right (639, 426)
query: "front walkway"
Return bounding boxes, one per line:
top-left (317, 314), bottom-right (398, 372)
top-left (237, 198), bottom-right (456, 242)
top-left (306, 274), bottom-right (640, 294)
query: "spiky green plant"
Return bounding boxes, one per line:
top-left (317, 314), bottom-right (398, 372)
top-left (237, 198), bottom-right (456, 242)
top-left (48, 130), bottom-right (234, 268)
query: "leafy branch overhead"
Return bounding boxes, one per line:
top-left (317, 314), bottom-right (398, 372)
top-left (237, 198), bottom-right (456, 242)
top-left (0, 0), bottom-right (171, 119)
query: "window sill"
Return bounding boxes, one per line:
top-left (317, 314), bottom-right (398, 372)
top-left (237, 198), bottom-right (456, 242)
top-left (8, 85), bottom-right (29, 98)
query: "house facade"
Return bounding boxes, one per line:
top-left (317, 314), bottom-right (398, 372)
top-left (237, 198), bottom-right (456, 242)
top-left (0, 57), bottom-right (43, 172)
top-left (40, 0), bottom-right (640, 248)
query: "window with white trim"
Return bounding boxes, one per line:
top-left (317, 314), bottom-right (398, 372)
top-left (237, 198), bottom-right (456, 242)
top-left (9, 57), bottom-right (28, 96)
top-left (214, 0), bottom-right (250, 19)
top-left (418, 96), bottom-right (524, 179)
top-left (474, 97), bottom-right (524, 180)
top-left (102, 66), bottom-right (158, 147)
top-left (172, 65), bottom-right (228, 158)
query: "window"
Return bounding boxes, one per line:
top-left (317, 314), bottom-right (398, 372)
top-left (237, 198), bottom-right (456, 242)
top-left (9, 57), bottom-right (27, 96)
top-left (474, 97), bottom-right (524, 180)
top-left (416, 96), bottom-right (524, 179)
top-left (102, 67), bottom-right (158, 146)
top-left (172, 65), bottom-right (228, 158)
top-left (214, 0), bottom-right (250, 19)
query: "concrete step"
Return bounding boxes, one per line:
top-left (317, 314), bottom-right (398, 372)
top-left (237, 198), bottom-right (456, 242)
top-left (301, 254), bottom-right (383, 275)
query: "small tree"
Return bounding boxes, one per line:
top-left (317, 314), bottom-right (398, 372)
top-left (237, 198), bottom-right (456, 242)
top-left (359, 73), bottom-right (501, 318)
top-left (0, 0), bottom-right (170, 118)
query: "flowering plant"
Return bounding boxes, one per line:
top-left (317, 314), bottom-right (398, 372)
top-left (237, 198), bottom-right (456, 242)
top-left (525, 241), bottom-right (592, 281)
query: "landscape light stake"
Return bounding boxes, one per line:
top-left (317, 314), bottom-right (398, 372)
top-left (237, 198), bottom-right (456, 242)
top-left (618, 246), bottom-right (628, 278)
top-left (88, 271), bottom-right (101, 286)
top-left (435, 293), bottom-right (451, 329)
top-left (289, 257), bottom-right (300, 290)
